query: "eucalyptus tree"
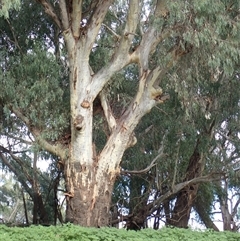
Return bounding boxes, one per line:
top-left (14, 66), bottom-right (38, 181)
top-left (0, 0), bottom-right (20, 18)
top-left (0, 173), bottom-right (31, 224)
top-left (114, 69), bottom-right (240, 230)
top-left (0, 0), bottom-right (239, 227)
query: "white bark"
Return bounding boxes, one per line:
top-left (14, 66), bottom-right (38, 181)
top-left (34, 0), bottom-right (175, 226)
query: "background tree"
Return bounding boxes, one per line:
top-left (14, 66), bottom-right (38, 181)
top-left (111, 71), bottom-right (240, 229)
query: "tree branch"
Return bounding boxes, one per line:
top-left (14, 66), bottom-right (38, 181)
top-left (2, 134), bottom-right (33, 145)
top-left (70, 0), bottom-right (82, 38)
top-left (0, 152), bottom-right (33, 196)
top-left (87, 0), bottom-right (114, 50)
top-left (59, 0), bottom-right (69, 30)
top-left (99, 90), bottom-right (116, 132)
top-left (36, 0), bottom-right (61, 28)
top-left (102, 23), bottom-right (120, 39)
top-left (121, 143), bottom-right (165, 175)
top-left (0, 145), bottom-right (33, 183)
top-left (115, 0), bottom-right (140, 57)
top-left (232, 197), bottom-right (240, 217)
top-left (6, 19), bottom-right (22, 53)
top-left (31, 129), bottom-right (67, 161)
top-left (91, 0), bottom-right (140, 98)
top-left (10, 106), bottom-right (67, 160)
top-left (148, 173), bottom-right (224, 214)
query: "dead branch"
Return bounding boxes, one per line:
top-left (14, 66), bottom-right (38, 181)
top-left (121, 143), bottom-right (165, 175)
top-left (102, 23), bottom-right (120, 40)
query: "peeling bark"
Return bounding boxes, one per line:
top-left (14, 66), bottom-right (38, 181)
top-left (65, 163), bottom-right (114, 226)
top-left (34, 0), bottom-right (173, 227)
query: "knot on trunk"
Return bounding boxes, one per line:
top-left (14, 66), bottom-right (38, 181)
top-left (127, 133), bottom-right (137, 148)
top-left (74, 115), bottom-right (84, 131)
top-left (81, 100), bottom-right (90, 108)
top-left (150, 86), bottom-right (170, 103)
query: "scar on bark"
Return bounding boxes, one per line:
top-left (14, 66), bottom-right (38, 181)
top-left (151, 86), bottom-right (170, 103)
top-left (74, 115), bottom-right (84, 131)
top-left (127, 133), bottom-right (137, 148)
top-left (81, 100), bottom-right (90, 108)
top-left (73, 67), bottom-right (77, 89)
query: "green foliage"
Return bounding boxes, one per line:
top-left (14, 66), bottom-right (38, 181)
top-left (0, 0), bottom-right (20, 18)
top-left (0, 225), bottom-right (239, 241)
top-left (1, 44), bottom-right (69, 141)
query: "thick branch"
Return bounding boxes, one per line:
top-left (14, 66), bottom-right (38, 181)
top-left (115, 0), bottom-right (140, 57)
top-left (87, 0), bottom-right (114, 49)
top-left (59, 0), bottom-right (69, 30)
top-left (148, 173), bottom-right (224, 214)
top-left (194, 198), bottom-right (220, 231)
top-left (91, 1), bottom-right (140, 98)
top-left (70, 0), bottom-right (82, 38)
top-left (36, 0), bottom-right (61, 28)
top-left (0, 152), bottom-right (33, 196)
top-left (10, 106), bottom-right (67, 160)
top-left (31, 129), bottom-right (67, 160)
top-left (10, 105), bottom-right (30, 126)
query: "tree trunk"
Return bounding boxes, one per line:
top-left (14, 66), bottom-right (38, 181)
top-left (194, 195), bottom-right (219, 231)
top-left (65, 165), bottom-right (114, 226)
top-left (163, 200), bottom-right (171, 226)
top-left (126, 178), bottom-right (149, 230)
top-left (169, 143), bottom-right (203, 228)
top-left (218, 180), bottom-right (238, 231)
top-left (33, 193), bottom-right (49, 225)
top-left (22, 189), bottom-right (29, 226)
top-left (35, 0), bottom-right (170, 227)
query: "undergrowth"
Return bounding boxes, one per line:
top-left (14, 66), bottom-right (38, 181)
top-left (0, 224), bottom-right (239, 241)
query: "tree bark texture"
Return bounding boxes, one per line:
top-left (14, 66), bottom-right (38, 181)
top-left (168, 143), bottom-right (203, 228)
top-left (35, 0), bottom-right (173, 226)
